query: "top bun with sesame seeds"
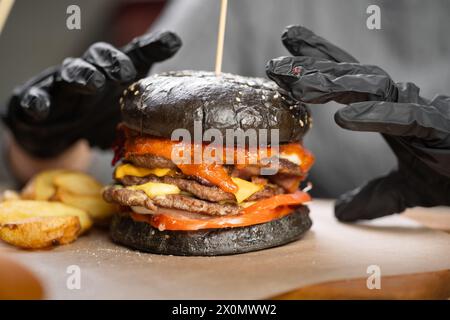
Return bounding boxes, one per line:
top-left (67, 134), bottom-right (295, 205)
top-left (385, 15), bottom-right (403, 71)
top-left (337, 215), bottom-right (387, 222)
top-left (120, 70), bottom-right (310, 144)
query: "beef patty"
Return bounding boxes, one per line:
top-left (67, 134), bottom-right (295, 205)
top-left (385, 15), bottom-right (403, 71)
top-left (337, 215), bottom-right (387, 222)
top-left (118, 175), bottom-right (284, 203)
top-left (126, 154), bottom-right (176, 169)
top-left (103, 185), bottom-right (240, 216)
top-left (125, 154), bottom-right (303, 176)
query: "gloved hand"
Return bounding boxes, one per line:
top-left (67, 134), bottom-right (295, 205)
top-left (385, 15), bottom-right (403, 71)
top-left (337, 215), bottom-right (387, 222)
top-left (2, 31), bottom-right (182, 158)
top-left (266, 25), bottom-right (450, 222)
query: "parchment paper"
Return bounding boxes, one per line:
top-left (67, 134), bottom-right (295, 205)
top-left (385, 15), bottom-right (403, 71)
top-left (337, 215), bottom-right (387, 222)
top-left (1, 200), bottom-right (449, 299)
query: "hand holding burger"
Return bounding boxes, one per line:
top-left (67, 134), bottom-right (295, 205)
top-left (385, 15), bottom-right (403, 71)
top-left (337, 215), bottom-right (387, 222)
top-left (266, 25), bottom-right (450, 222)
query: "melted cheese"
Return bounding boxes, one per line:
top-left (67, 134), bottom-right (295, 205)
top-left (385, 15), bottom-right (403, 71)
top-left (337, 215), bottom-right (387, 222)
top-left (118, 164), bottom-right (263, 204)
top-left (128, 182), bottom-right (180, 198)
top-left (115, 163), bottom-right (173, 179)
top-left (239, 201), bottom-right (257, 208)
top-left (231, 177), bottom-right (263, 203)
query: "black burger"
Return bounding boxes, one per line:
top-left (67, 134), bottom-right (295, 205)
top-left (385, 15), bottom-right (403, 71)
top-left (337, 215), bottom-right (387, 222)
top-left (103, 70), bottom-right (314, 256)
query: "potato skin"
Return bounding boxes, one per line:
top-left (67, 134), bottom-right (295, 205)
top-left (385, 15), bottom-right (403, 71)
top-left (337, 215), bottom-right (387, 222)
top-left (121, 71), bottom-right (310, 144)
top-left (20, 170), bottom-right (115, 225)
top-left (0, 216), bottom-right (81, 249)
top-left (0, 200), bottom-right (93, 234)
top-left (110, 206), bottom-right (312, 256)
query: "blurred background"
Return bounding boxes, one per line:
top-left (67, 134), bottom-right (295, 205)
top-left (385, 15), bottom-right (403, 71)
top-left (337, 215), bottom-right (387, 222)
top-left (0, 0), bottom-right (449, 197)
top-left (2, 0), bottom-right (449, 99)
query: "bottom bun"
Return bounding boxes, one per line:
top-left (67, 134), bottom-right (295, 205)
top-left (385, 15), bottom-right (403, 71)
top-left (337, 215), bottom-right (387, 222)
top-left (110, 206), bottom-right (312, 256)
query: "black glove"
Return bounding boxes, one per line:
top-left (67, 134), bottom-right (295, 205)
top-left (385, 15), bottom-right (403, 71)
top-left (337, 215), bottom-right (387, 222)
top-left (2, 31), bottom-right (182, 158)
top-left (266, 25), bottom-right (450, 222)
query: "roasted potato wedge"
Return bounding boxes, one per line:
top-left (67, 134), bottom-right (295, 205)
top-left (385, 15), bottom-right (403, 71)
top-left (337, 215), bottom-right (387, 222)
top-left (19, 170), bottom-right (111, 227)
top-left (0, 200), bottom-right (92, 233)
top-left (53, 172), bottom-right (103, 197)
top-left (21, 169), bottom-right (68, 200)
top-left (0, 216), bottom-right (80, 249)
top-left (55, 189), bottom-right (116, 222)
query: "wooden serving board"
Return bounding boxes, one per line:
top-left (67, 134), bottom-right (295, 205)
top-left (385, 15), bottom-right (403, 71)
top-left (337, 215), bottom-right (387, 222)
top-left (272, 269), bottom-right (450, 299)
top-left (1, 200), bottom-right (449, 299)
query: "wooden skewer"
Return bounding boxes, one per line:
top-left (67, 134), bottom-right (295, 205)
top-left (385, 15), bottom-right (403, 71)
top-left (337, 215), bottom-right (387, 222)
top-left (302, 181), bottom-right (313, 193)
top-left (0, 0), bottom-right (15, 35)
top-left (215, 0), bottom-right (228, 76)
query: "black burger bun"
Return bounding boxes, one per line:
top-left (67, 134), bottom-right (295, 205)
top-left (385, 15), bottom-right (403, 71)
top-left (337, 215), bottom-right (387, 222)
top-left (110, 206), bottom-right (312, 256)
top-left (120, 70), bottom-right (310, 144)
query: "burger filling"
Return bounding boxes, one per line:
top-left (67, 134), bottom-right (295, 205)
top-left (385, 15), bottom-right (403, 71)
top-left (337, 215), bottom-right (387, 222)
top-left (103, 126), bottom-right (314, 231)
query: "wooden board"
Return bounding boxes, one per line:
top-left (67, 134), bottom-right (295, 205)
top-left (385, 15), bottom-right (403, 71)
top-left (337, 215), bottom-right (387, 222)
top-left (1, 200), bottom-right (449, 299)
top-left (272, 269), bottom-right (450, 299)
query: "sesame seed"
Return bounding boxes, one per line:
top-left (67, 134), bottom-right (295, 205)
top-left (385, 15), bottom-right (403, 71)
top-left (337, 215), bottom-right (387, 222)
top-left (134, 91), bottom-right (140, 96)
top-left (299, 119), bottom-right (304, 127)
top-left (274, 93), bottom-right (279, 99)
top-left (236, 97), bottom-right (241, 102)
top-left (119, 97), bottom-right (123, 104)
top-left (123, 89), bottom-right (127, 96)
top-left (261, 95), bottom-right (266, 100)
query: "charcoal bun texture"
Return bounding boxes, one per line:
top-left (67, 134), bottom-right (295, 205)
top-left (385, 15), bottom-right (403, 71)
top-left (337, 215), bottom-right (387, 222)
top-left (110, 206), bottom-right (312, 256)
top-left (120, 70), bottom-right (310, 144)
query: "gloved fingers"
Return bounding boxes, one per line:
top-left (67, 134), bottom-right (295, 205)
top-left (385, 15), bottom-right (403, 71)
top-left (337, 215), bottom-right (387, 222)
top-left (12, 66), bottom-right (58, 94)
top-left (122, 30), bottom-right (182, 77)
top-left (430, 94), bottom-right (450, 113)
top-left (335, 101), bottom-right (450, 141)
top-left (281, 25), bottom-right (358, 63)
top-left (18, 58), bottom-right (107, 123)
top-left (58, 57), bottom-right (106, 94)
top-left (335, 170), bottom-right (408, 222)
top-left (266, 56), bottom-right (396, 104)
top-left (18, 86), bottom-right (51, 122)
top-left (6, 67), bottom-right (56, 123)
top-left (268, 55), bottom-right (389, 79)
top-left (82, 42), bottom-right (136, 83)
